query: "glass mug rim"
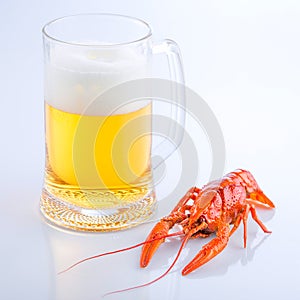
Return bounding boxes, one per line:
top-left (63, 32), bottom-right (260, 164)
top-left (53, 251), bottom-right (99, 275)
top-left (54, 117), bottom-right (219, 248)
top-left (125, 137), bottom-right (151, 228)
top-left (42, 13), bottom-right (152, 47)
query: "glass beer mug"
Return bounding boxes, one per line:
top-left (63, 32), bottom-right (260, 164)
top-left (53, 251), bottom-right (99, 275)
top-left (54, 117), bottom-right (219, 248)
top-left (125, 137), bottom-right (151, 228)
top-left (40, 14), bottom-right (185, 231)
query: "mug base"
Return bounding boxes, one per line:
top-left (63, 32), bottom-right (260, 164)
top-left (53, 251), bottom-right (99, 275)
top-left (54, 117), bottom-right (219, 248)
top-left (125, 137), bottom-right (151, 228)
top-left (40, 188), bottom-right (156, 232)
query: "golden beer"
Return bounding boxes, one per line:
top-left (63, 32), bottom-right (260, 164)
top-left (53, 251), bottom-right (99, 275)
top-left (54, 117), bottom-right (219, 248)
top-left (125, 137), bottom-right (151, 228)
top-left (43, 102), bottom-right (153, 210)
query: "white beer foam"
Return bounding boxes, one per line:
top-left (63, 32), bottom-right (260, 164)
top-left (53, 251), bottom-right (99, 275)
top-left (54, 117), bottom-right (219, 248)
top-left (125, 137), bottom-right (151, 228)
top-left (45, 45), bottom-right (150, 115)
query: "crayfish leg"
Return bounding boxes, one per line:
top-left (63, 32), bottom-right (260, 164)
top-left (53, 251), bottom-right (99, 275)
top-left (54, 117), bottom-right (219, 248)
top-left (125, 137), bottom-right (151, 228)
top-left (242, 205), bottom-right (250, 248)
top-left (229, 215), bottom-right (242, 237)
top-left (242, 204), bottom-right (272, 248)
top-left (170, 186), bottom-right (201, 215)
top-left (250, 205), bottom-right (272, 234)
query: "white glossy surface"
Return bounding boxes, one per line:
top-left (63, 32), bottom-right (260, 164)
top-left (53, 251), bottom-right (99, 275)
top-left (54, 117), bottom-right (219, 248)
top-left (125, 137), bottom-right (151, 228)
top-left (1, 1), bottom-right (300, 299)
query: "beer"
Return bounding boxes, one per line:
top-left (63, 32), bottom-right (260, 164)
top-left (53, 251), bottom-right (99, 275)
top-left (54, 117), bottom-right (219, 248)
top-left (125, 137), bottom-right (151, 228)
top-left (40, 15), bottom-right (164, 231)
top-left (44, 102), bottom-right (153, 209)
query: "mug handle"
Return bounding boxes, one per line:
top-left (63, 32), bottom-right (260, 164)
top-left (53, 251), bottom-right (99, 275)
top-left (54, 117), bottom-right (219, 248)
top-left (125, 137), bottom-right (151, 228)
top-left (151, 39), bottom-right (185, 169)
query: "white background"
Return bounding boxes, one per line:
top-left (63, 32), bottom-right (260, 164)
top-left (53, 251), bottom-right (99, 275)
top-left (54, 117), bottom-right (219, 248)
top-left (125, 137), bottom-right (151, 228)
top-left (1, 1), bottom-right (299, 300)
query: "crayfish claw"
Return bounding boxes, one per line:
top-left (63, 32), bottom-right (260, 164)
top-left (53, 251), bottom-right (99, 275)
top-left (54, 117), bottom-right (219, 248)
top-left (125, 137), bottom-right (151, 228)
top-left (140, 187), bottom-right (199, 268)
top-left (182, 224), bottom-right (230, 275)
top-left (140, 220), bottom-right (173, 268)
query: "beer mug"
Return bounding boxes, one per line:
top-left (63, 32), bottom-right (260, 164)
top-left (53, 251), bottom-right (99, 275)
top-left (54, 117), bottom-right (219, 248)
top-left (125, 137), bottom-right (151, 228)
top-left (40, 14), bottom-right (185, 231)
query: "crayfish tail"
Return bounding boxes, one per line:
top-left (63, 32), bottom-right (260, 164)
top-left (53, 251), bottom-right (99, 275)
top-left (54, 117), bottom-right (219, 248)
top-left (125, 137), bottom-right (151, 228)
top-left (249, 190), bottom-right (275, 208)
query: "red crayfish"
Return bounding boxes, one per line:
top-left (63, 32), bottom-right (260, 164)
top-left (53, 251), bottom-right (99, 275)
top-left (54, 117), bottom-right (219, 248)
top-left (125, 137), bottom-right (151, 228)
top-left (140, 169), bottom-right (275, 275)
top-left (60, 169), bottom-right (275, 295)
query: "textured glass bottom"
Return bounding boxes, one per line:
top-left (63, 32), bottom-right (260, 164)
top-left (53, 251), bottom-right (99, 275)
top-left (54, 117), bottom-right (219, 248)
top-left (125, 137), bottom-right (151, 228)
top-left (40, 188), bottom-right (156, 232)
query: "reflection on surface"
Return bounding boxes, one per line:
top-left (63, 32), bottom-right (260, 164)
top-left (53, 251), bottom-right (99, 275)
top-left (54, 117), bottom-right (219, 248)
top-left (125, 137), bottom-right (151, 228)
top-left (41, 148), bottom-right (193, 300)
top-left (43, 207), bottom-right (275, 300)
top-left (44, 221), bottom-right (170, 300)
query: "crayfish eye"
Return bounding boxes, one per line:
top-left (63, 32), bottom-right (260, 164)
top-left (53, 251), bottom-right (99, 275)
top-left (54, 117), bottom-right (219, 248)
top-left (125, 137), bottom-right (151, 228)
top-left (191, 216), bottom-right (205, 229)
top-left (198, 216), bottom-right (205, 224)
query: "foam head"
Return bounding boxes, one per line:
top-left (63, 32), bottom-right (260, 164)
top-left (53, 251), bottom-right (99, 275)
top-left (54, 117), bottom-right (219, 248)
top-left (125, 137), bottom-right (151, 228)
top-left (45, 44), bottom-right (151, 115)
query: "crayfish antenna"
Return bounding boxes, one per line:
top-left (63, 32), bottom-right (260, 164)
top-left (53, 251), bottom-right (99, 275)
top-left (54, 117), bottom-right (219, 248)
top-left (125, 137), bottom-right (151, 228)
top-left (102, 234), bottom-right (190, 298)
top-left (58, 231), bottom-right (184, 275)
top-left (57, 242), bottom-right (145, 275)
